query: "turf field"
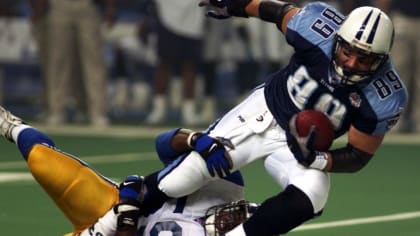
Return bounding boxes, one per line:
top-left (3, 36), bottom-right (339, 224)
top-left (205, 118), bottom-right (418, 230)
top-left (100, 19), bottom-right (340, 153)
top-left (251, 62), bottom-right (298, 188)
top-left (0, 125), bottom-right (419, 235)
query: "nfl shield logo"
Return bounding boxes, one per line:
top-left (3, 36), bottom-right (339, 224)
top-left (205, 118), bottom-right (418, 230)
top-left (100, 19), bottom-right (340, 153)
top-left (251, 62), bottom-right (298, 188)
top-left (349, 93), bottom-right (362, 108)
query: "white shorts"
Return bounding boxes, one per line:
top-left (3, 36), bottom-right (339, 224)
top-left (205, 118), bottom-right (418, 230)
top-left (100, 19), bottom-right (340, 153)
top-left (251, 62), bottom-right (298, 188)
top-left (158, 87), bottom-right (330, 213)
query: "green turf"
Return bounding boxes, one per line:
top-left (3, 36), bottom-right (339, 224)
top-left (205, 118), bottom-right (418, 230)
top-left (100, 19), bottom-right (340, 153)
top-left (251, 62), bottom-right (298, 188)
top-left (0, 135), bottom-right (419, 235)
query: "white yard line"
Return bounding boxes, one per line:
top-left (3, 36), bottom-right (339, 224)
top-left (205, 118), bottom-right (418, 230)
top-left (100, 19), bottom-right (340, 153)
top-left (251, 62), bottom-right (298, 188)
top-left (0, 152), bottom-right (157, 170)
top-left (28, 124), bottom-right (420, 144)
top-left (2, 171), bottom-right (419, 232)
top-left (293, 211), bottom-right (420, 231)
top-left (0, 172), bottom-right (34, 182)
top-left (1, 151), bottom-right (419, 231)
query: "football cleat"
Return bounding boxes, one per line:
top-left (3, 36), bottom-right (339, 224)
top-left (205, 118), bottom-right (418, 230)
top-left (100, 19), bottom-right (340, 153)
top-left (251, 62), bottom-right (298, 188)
top-left (0, 106), bottom-right (23, 142)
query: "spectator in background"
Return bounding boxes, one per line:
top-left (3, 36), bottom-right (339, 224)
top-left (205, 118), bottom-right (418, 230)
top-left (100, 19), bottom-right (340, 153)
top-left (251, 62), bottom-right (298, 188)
top-left (0, 1), bottom-right (22, 17)
top-left (200, 15), bottom-right (294, 123)
top-left (236, 17), bottom-right (294, 99)
top-left (41, 0), bottom-right (114, 127)
top-left (341, 0), bottom-right (372, 14)
top-left (105, 0), bottom-right (157, 117)
top-left (375, 0), bottom-right (419, 133)
top-left (29, 0), bottom-right (48, 113)
top-left (200, 18), bottom-right (243, 123)
top-left (245, 18), bottom-right (293, 76)
top-left (0, 0), bottom-right (35, 106)
top-left (200, 18), bottom-right (222, 124)
top-left (145, 0), bottom-right (205, 126)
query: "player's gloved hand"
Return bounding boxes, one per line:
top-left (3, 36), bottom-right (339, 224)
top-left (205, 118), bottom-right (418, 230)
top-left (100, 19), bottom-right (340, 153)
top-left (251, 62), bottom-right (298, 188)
top-left (288, 115), bottom-right (330, 170)
top-left (114, 175), bottom-right (145, 231)
top-left (198, 0), bottom-right (252, 19)
top-left (188, 132), bottom-right (234, 178)
top-left (288, 115), bottom-right (318, 166)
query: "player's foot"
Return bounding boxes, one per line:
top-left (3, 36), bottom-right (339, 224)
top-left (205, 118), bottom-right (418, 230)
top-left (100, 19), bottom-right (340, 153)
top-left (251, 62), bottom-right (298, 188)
top-left (0, 106), bottom-right (23, 142)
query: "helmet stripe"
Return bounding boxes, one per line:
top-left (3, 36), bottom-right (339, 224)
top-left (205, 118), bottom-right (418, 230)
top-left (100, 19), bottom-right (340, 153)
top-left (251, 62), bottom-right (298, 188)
top-left (355, 9), bottom-right (373, 40)
top-left (367, 13), bottom-right (381, 44)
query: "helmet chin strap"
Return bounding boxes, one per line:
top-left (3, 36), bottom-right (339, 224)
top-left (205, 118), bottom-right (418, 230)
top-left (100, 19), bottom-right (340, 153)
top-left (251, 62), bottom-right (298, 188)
top-left (331, 60), bottom-right (367, 86)
top-left (332, 36), bottom-right (384, 86)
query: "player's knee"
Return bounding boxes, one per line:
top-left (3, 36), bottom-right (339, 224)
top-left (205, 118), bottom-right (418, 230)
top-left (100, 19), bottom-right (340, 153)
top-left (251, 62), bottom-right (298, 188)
top-left (158, 151), bottom-right (210, 198)
top-left (243, 184), bottom-right (317, 235)
top-left (292, 171), bottom-right (330, 213)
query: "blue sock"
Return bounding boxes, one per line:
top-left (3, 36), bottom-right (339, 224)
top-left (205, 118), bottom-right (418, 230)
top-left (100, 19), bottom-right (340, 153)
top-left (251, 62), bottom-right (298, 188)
top-left (17, 128), bottom-right (55, 160)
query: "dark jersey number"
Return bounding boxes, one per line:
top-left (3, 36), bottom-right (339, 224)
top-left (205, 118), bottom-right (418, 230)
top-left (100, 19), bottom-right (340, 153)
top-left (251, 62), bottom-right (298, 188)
top-left (311, 8), bottom-right (344, 38)
top-left (150, 221), bottom-right (182, 236)
top-left (373, 71), bottom-right (403, 99)
top-left (322, 8), bottom-right (344, 25)
top-left (386, 70), bottom-right (403, 90)
top-left (311, 19), bottom-right (334, 38)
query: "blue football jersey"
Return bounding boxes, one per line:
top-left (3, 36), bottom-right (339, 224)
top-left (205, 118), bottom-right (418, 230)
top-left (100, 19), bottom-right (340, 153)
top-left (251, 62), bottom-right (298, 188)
top-left (264, 2), bottom-right (407, 137)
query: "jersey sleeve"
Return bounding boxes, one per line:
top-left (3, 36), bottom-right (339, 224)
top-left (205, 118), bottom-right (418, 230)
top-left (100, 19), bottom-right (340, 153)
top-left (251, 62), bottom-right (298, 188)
top-left (355, 65), bottom-right (408, 135)
top-left (285, 2), bottom-right (344, 53)
top-left (155, 128), bottom-right (182, 166)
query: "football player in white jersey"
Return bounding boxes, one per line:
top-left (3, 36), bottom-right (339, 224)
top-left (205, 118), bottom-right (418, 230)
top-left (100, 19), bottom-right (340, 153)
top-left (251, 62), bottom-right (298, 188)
top-left (0, 106), bottom-right (248, 236)
top-left (77, 128), bottom-right (247, 236)
top-left (77, 174), bottom-right (248, 236)
top-left (120, 1), bottom-right (408, 236)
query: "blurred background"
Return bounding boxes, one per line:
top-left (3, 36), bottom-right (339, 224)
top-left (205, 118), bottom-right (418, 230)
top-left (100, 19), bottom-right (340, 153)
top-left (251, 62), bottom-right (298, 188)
top-left (0, 1), bottom-right (419, 235)
top-left (0, 0), bottom-right (418, 132)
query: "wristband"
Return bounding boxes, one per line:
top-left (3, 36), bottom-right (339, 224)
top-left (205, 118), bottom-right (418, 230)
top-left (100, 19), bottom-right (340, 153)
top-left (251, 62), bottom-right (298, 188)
top-left (226, 0), bottom-right (252, 18)
top-left (259, 1), bottom-right (295, 24)
top-left (187, 132), bottom-right (201, 148)
top-left (114, 204), bottom-right (140, 229)
top-left (309, 152), bottom-right (328, 170)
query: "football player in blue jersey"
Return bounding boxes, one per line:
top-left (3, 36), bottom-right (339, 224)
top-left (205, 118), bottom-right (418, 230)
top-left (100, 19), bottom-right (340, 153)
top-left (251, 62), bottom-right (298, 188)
top-left (1, 1), bottom-right (407, 235)
top-left (119, 1), bottom-right (408, 236)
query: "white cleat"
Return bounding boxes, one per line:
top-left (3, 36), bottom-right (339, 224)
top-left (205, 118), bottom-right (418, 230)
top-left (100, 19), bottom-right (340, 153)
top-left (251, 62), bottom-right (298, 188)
top-left (0, 106), bottom-right (23, 142)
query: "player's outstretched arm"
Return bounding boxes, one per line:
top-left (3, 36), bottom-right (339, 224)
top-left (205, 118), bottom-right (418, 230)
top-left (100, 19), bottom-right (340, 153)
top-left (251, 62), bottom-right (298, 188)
top-left (198, 0), bottom-right (299, 32)
top-left (156, 128), bottom-right (234, 178)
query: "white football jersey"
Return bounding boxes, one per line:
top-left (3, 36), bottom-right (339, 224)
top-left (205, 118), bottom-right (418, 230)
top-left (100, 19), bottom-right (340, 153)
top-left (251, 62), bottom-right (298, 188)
top-left (139, 178), bottom-right (244, 236)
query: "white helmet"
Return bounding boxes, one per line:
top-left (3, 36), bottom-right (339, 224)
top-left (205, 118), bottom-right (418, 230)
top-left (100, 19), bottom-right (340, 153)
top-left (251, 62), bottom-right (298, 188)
top-left (332, 6), bottom-right (394, 85)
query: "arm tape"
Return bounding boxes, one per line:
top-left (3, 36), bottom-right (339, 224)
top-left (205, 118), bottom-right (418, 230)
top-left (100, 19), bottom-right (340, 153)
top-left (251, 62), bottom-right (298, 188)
top-left (259, 1), bottom-right (296, 25)
top-left (329, 144), bottom-right (374, 173)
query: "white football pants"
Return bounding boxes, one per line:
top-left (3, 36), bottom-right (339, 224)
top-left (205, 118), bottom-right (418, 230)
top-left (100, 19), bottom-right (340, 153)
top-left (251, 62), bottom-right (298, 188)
top-left (158, 87), bottom-right (330, 213)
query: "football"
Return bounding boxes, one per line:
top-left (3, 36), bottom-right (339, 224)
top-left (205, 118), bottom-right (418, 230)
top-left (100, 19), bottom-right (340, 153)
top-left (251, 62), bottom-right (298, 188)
top-left (294, 110), bottom-right (334, 151)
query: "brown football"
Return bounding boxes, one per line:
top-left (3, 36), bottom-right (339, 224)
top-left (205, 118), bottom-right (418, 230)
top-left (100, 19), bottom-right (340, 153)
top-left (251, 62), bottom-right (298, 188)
top-left (295, 110), bottom-right (334, 151)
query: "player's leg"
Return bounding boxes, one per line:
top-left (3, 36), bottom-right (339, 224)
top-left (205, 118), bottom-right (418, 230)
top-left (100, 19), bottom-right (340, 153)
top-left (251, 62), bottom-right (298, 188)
top-left (250, 147), bottom-right (329, 234)
top-left (28, 144), bottom-right (119, 232)
top-left (156, 87), bottom-right (281, 197)
top-left (0, 106), bottom-right (119, 233)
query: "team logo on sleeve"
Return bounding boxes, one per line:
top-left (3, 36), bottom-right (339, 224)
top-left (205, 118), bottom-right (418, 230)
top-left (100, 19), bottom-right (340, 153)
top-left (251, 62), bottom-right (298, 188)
top-left (349, 92), bottom-right (362, 108)
top-left (386, 109), bottom-right (403, 130)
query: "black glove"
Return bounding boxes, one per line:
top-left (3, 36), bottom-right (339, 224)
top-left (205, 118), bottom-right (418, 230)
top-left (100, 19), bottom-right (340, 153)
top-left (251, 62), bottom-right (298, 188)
top-left (288, 115), bottom-right (330, 170)
top-left (114, 175), bottom-right (145, 230)
top-left (188, 132), bottom-right (234, 178)
top-left (198, 0), bottom-right (252, 19)
top-left (288, 115), bottom-right (317, 166)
